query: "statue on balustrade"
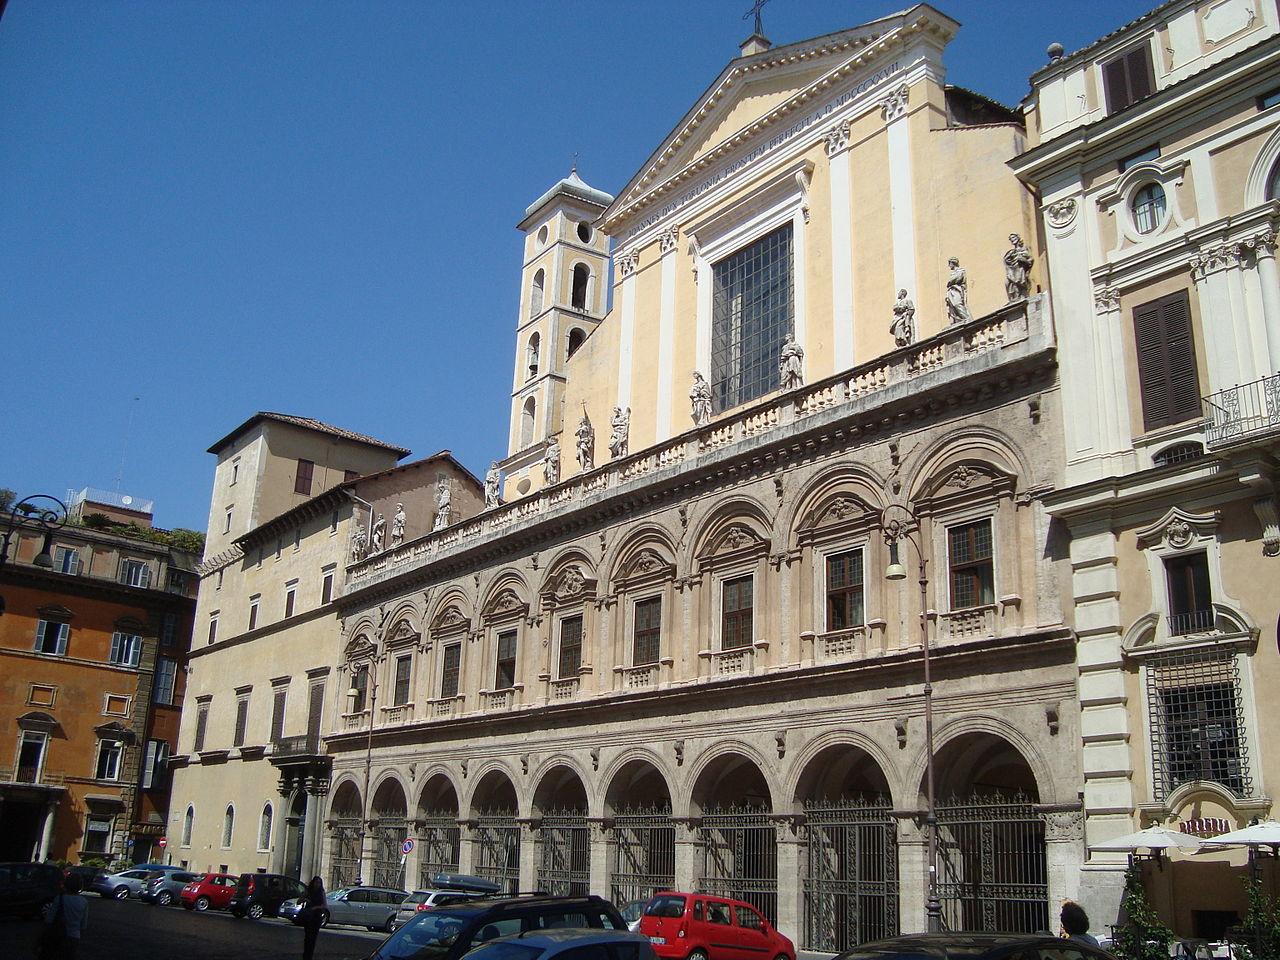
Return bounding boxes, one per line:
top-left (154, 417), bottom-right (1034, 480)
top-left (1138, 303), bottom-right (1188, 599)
top-left (690, 371), bottom-right (713, 427)
top-left (543, 439), bottom-right (561, 485)
top-left (945, 257), bottom-right (972, 324)
top-left (891, 288), bottom-right (916, 347)
top-left (1003, 233), bottom-right (1034, 301)
top-left (779, 334), bottom-right (805, 390)
top-left (575, 410), bottom-right (595, 471)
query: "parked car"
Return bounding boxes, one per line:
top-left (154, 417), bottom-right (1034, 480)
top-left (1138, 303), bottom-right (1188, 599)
top-left (91, 865), bottom-right (183, 900)
top-left (367, 893), bottom-right (628, 960)
top-left (282, 885), bottom-right (409, 932)
top-left (141, 870), bottom-right (202, 906)
top-left (832, 934), bottom-right (1118, 960)
top-left (179, 872), bottom-right (239, 912)
top-left (228, 872), bottom-right (308, 920)
top-left (0, 862), bottom-right (63, 919)
top-left (638, 892), bottom-right (795, 960)
top-left (392, 874), bottom-right (502, 931)
top-left (64, 865), bottom-right (106, 890)
top-left (617, 901), bottom-right (647, 932)
top-left (466, 929), bottom-right (658, 960)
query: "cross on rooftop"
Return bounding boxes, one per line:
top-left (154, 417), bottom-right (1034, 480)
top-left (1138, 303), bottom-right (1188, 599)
top-left (743, 0), bottom-right (770, 37)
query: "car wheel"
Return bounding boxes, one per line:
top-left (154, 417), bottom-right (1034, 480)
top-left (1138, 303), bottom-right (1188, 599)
top-left (688, 950), bottom-right (709, 960)
top-left (384, 915), bottom-right (396, 933)
top-left (194, 896), bottom-right (211, 912)
top-left (157, 891), bottom-right (173, 907)
top-left (113, 886), bottom-right (130, 901)
top-left (247, 902), bottom-right (265, 920)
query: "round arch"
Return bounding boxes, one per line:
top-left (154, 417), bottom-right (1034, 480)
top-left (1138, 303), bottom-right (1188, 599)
top-left (1246, 124), bottom-right (1280, 206)
top-left (328, 778), bottom-right (364, 819)
top-left (371, 775), bottom-right (409, 817)
top-left (788, 734), bottom-right (897, 808)
top-left (417, 771), bottom-right (461, 817)
top-left (903, 426), bottom-right (1032, 503)
top-left (537, 547), bottom-right (599, 596)
top-left (466, 766), bottom-right (520, 818)
top-left (603, 755), bottom-right (674, 814)
top-left (684, 495), bottom-right (775, 569)
top-left (531, 762), bottom-right (590, 815)
top-left (687, 744), bottom-right (776, 815)
top-left (604, 525), bottom-right (679, 584)
top-left (908, 719), bottom-right (1053, 804)
top-left (781, 463), bottom-right (888, 547)
top-left (477, 570), bottom-right (531, 616)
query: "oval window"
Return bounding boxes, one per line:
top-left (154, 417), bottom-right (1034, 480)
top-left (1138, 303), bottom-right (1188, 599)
top-left (1132, 182), bottom-right (1166, 235)
top-left (577, 221), bottom-right (592, 243)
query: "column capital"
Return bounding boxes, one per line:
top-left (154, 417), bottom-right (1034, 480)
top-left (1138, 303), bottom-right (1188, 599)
top-left (823, 120), bottom-right (851, 158)
top-left (1093, 287), bottom-right (1121, 312)
top-left (880, 84), bottom-right (910, 123)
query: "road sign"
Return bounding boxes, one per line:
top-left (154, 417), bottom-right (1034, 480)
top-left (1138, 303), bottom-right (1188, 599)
top-left (401, 838), bottom-right (415, 855)
top-left (158, 837), bottom-right (168, 848)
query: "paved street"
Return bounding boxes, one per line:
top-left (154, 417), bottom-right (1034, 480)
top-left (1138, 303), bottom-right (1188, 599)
top-left (0, 896), bottom-right (385, 960)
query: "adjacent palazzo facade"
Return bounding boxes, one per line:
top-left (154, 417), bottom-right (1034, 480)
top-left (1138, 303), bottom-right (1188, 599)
top-left (318, 7), bottom-right (1083, 949)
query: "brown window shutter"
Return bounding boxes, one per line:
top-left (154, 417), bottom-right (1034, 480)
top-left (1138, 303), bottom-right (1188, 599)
top-left (1161, 291), bottom-right (1201, 423)
top-left (1103, 58), bottom-right (1129, 113)
top-left (1134, 298), bottom-right (1170, 429)
top-left (307, 682), bottom-right (325, 739)
top-left (1126, 46), bottom-right (1154, 102)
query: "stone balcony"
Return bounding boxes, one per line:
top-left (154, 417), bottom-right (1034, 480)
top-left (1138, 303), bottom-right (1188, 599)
top-left (1204, 373), bottom-right (1280, 449)
top-left (345, 297), bottom-right (1052, 596)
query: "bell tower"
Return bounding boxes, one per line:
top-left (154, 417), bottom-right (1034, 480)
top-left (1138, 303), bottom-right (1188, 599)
top-left (501, 168), bottom-right (613, 497)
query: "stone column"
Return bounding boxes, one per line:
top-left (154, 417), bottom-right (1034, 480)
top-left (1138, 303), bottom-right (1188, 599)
top-left (270, 786), bottom-right (291, 875)
top-left (457, 820), bottom-right (475, 874)
top-left (360, 821), bottom-right (377, 885)
top-left (405, 821), bottom-right (423, 890)
top-left (773, 817), bottom-right (804, 945)
top-left (1246, 231), bottom-right (1280, 373)
top-left (1044, 810), bottom-right (1085, 912)
top-left (300, 790), bottom-right (321, 880)
top-left (37, 798), bottom-right (57, 861)
top-left (896, 816), bottom-right (927, 935)
top-left (589, 820), bottom-right (610, 899)
top-left (672, 819), bottom-right (699, 893)
top-left (520, 820), bottom-right (538, 892)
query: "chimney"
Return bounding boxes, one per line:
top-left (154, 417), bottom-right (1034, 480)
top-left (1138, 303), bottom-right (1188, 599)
top-left (740, 33), bottom-right (771, 56)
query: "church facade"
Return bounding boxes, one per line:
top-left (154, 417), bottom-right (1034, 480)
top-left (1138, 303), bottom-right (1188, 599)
top-left (322, 6), bottom-right (1080, 947)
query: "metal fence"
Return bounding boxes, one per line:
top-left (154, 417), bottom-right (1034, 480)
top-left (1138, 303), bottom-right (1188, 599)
top-left (802, 797), bottom-right (899, 952)
top-left (537, 809), bottom-right (590, 896)
top-left (371, 817), bottom-right (408, 889)
top-left (695, 805), bottom-right (778, 923)
top-left (610, 805), bottom-right (676, 904)
top-left (935, 793), bottom-right (1048, 933)
top-left (329, 818), bottom-right (364, 889)
top-left (417, 816), bottom-right (461, 886)
top-left (1204, 373), bottom-right (1280, 447)
top-left (474, 813), bottom-right (521, 894)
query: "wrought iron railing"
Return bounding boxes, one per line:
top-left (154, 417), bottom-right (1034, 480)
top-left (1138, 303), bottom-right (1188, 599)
top-left (1204, 373), bottom-right (1280, 447)
top-left (610, 805), bottom-right (675, 904)
top-left (1167, 608), bottom-right (1216, 637)
top-left (273, 733), bottom-right (322, 758)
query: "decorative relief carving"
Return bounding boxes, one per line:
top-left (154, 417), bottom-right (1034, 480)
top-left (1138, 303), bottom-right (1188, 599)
top-left (1044, 198), bottom-right (1078, 229)
top-left (1253, 497), bottom-right (1280, 557)
top-left (617, 249), bottom-right (640, 277)
top-left (484, 588), bottom-right (526, 620)
top-left (719, 524), bottom-right (761, 551)
top-left (946, 465), bottom-right (988, 489)
top-left (554, 566), bottom-right (587, 601)
top-left (388, 619), bottom-right (417, 643)
top-left (1190, 243), bottom-right (1245, 280)
top-left (1043, 810), bottom-right (1085, 842)
top-left (880, 84), bottom-right (909, 122)
top-left (817, 496), bottom-right (864, 525)
top-left (1094, 287), bottom-right (1121, 311)
top-left (824, 120), bottom-right (851, 157)
top-left (433, 606), bottom-right (468, 632)
top-left (1165, 517), bottom-right (1195, 549)
top-left (658, 226), bottom-right (680, 255)
top-left (627, 550), bottom-right (667, 577)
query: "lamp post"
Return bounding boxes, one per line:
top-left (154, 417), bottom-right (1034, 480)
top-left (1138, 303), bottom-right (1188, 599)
top-left (350, 659), bottom-right (378, 884)
top-left (880, 503), bottom-right (943, 933)
top-left (0, 495), bottom-right (69, 615)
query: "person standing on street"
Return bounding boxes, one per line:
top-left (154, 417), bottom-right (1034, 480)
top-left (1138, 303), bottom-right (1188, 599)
top-left (41, 874), bottom-right (89, 960)
top-left (1061, 901), bottom-right (1100, 948)
top-left (301, 875), bottom-right (327, 960)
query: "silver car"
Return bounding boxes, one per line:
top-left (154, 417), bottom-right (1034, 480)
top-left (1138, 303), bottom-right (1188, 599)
top-left (393, 888), bottom-right (486, 931)
top-left (299, 885), bottom-right (409, 932)
top-left (91, 866), bottom-right (181, 900)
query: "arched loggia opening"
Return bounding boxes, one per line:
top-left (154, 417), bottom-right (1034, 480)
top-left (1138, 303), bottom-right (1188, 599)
top-left (416, 775), bottom-right (461, 886)
top-left (533, 765), bottom-right (589, 896)
top-left (797, 745), bottom-right (898, 951)
top-left (691, 752), bottom-right (777, 922)
top-left (471, 770), bottom-right (520, 894)
top-left (328, 781), bottom-right (364, 889)
top-left (932, 733), bottom-right (1048, 933)
top-left (605, 759), bottom-right (675, 904)
top-left (370, 779), bottom-right (409, 888)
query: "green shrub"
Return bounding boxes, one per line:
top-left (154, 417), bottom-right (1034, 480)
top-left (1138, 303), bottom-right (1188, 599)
top-left (1112, 863), bottom-right (1175, 960)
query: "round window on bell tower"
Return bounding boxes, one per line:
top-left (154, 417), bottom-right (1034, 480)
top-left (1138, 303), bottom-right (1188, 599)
top-left (577, 221), bottom-right (592, 243)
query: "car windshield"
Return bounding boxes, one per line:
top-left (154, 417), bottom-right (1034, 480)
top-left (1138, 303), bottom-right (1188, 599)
top-left (643, 896), bottom-right (684, 919)
top-left (464, 943), bottom-right (544, 960)
top-left (373, 909), bottom-right (474, 960)
top-left (619, 901), bottom-right (646, 923)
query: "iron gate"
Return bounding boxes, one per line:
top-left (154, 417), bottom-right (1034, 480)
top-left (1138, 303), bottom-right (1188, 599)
top-left (611, 805), bottom-right (676, 904)
top-left (474, 813), bottom-right (520, 894)
top-left (372, 816), bottom-right (408, 889)
top-left (802, 797), bottom-right (899, 952)
top-left (537, 809), bottom-right (590, 896)
top-left (695, 805), bottom-right (778, 922)
top-left (417, 816), bottom-right (461, 886)
top-left (936, 793), bottom-right (1048, 933)
top-left (329, 817), bottom-right (364, 889)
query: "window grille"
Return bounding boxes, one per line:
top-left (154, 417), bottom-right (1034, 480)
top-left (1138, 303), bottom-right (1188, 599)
top-left (1147, 647), bottom-right (1251, 800)
top-left (826, 550), bottom-right (865, 631)
top-left (711, 223), bottom-right (794, 411)
top-left (558, 616), bottom-right (583, 679)
top-left (948, 520), bottom-right (994, 610)
top-left (1153, 442), bottom-right (1204, 468)
top-left (633, 597), bottom-right (662, 665)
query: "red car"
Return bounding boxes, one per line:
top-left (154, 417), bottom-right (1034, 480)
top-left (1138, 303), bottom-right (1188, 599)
top-left (638, 892), bottom-right (795, 960)
top-left (179, 873), bottom-right (239, 912)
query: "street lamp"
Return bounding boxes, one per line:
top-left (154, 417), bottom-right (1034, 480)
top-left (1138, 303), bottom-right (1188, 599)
top-left (0, 494), bottom-right (69, 615)
top-left (879, 503), bottom-right (942, 933)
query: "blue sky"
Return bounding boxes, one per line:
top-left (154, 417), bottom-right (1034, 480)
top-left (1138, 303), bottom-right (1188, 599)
top-left (1, 0), bottom-right (1153, 532)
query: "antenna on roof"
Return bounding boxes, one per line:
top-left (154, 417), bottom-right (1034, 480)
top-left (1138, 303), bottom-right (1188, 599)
top-left (571, 152), bottom-right (579, 175)
top-left (115, 396), bottom-right (141, 491)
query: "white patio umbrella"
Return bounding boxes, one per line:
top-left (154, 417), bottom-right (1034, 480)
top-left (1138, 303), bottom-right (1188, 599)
top-left (1203, 821), bottom-right (1280, 848)
top-left (1091, 825), bottom-right (1205, 852)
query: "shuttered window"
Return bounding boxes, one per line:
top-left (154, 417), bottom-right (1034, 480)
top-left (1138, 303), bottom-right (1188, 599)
top-left (307, 682), bottom-right (325, 739)
top-left (1103, 43), bottom-right (1154, 114)
top-left (233, 694), bottom-right (250, 747)
top-left (270, 686), bottom-right (288, 743)
top-left (295, 459), bottom-right (314, 495)
top-left (1133, 290), bottom-right (1201, 431)
top-left (155, 657), bottom-right (178, 706)
top-left (34, 620), bottom-right (69, 656)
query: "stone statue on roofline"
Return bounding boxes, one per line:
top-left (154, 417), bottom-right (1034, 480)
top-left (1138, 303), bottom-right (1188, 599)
top-left (690, 371), bottom-right (713, 427)
top-left (349, 524), bottom-right (367, 563)
top-left (543, 438), bottom-right (561, 485)
top-left (609, 406), bottom-right (631, 459)
top-left (779, 333), bottom-right (805, 390)
top-left (891, 288), bottom-right (916, 347)
top-left (1003, 232), bottom-right (1034, 301)
top-left (389, 503), bottom-right (406, 548)
top-left (575, 410), bottom-right (595, 471)
top-left (945, 257), bottom-right (972, 325)
top-left (433, 477), bottom-right (451, 530)
top-left (370, 512), bottom-right (386, 554)
top-left (484, 461), bottom-right (502, 509)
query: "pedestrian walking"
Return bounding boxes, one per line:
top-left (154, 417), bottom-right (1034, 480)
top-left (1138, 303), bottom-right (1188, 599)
top-left (39, 874), bottom-right (89, 960)
top-left (1061, 901), bottom-right (1100, 948)
top-left (300, 875), bottom-right (327, 960)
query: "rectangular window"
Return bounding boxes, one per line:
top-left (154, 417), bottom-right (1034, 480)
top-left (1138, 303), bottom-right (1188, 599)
top-left (352, 665), bottom-right (369, 713)
top-left (721, 576), bottom-right (754, 649)
top-left (120, 558), bottom-right (151, 588)
top-left (295, 459), bottom-right (314, 496)
top-left (104, 694), bottom-right (130, 716)
top-left (207, 613), bottom-right (219, 646)
top-left (393, 654), bottom-right (413, 706)
top-left (16, 732), bottom-right (47, 783)
top-left (1165, 552), bottom-right (1214, 636)
top-left (167, 570), bottom-right (188, 595)
top-left (711, 222), bottom-right (794, 411)
top-left (248, 596), bottom-right (260, 631)
top-left (1133, 290), bottom-right (1201, 431)
top-left (321, 570), bottom-right (335, 605)
top-left (633, 597), bottom-right (662, 665)
top-left (109, 632), bottom-right (142, 667)
top-left (270, 685), bottom-right (288, 743)
top-left (233, 694), bottom-right (250, 747)
top-left (230, 459), bottom-right (239, 485)
top-left (160, 613), bottom-right (176, 647)
top-left (284, 582), bottom-right (297, 619)
top-left (95, 740), bottom-right (122, 781)
top-left (55, 546), bottom-right (79, 575)
top-left (440, 644), bottom-right (462, 698)
top-left (1148, 648), bottom-right (1249, 799)
top-left (224, 509), bottom-right (233, 534)
top-left (1102, 43), bottom-right (1155, 114)
top-left (84, 816), bottom-right (112, 854)
top-left (344, 469), bottom-right (359, 483)
top-left (155, 657), bottom-right (178, 706)
top-left (34, 620), bottom-right (69, 656)
top-left (1118, 144), bottom-right (1160, 172)
top-left (558, 616), bottom-right (583, 679)
top-left (495, 630), bottom-right (518, 689)
top-left (1259, 88), bottom-right (1280, 110)
top-left (825, 550), bottom-right (866, 631)
top-left (142, 738), bottom-right (170, 789)
top-left (194, 700), bottom-right (210, 752)
top-left (307, 682), bottom-right (325, 740)
top-left (948, 519), bottom-right (995, 610)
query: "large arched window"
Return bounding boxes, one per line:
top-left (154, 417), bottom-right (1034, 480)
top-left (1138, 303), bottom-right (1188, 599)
top-left (1268, 161), bottom-right (1280, 201)
top-left (182, 805), bottom-right (194, 847)
top-left (567, 328), bottom-right (585, 360)
top-left (530, 270), bottom-right (545, 317)
top-left (258, 803), bottom-right (273, 852)
top-left (222, 804), bottom-right (235, 848)
top-left (571, 264), bottom-right (590, 310)
top-left (521, 397), bottom-right (537, 448)
top-left (526, 333), bottom-right (540, 380)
